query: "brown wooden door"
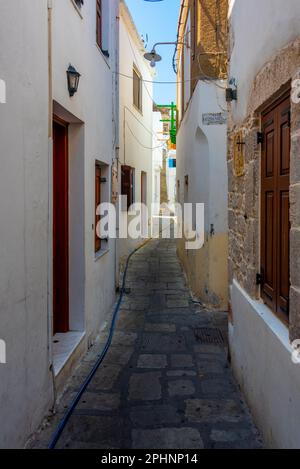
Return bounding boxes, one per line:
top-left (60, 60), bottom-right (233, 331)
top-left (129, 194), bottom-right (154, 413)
top-left (261, 94), bottom-right (290, 322)
top-left (53, 118), bottom-right (69, 334)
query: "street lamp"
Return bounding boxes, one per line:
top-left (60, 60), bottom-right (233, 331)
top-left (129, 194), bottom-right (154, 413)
top-left (144, 42), bottom-right (187, 68)
top-left (66, 65), bottom-right (81, 97)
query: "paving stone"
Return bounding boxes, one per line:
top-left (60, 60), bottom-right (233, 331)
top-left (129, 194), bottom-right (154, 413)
top-left (144, 323), bottom-right (176, 333)
top-left (137, 354), bottom-right (167, 369)
top-left (201, 378), bottom-right (237, 396)
top-left (141, 333), bottom-right (186, 353)
top-left (129, 372), bottom-right (162, 401)
top-left (185, 399), bottom-right (245, 423)
top-left (210, 429), bottom-right (254, 443)
top-left (171, 354), bottom-right (195, 368)
top-left (167, 370), bottom-right (197, 377)
top-left (130, 405), bottom-right (181, 427)
top-left (104, 346), bottom-right (134, 366)
top-left (132, 427), bottom-right (204, 449)
top-left (86, 365), bottom-right (121, 392)
top-left (111, 331), bottom-right (138, 347)
top-left (76, 392), bottom-right (120, 412)
top-left (57, 415), bottom-right (124, 449)
top-left (168, 379), bottom-right (196, 397)
top-left (197, 359), bottom-right (226, 374)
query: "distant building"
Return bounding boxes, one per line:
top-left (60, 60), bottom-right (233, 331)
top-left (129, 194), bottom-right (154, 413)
top-left (118, 0), bottom-right (154, 263)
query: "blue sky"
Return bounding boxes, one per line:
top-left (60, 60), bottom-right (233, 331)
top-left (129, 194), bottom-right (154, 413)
top-left (126, 0), bottom-right (181, 104)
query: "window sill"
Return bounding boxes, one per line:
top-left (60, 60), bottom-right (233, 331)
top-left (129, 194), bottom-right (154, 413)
top-left (133, 104), bottom-right (143, 116)
top-left (95, 246), bottom-right (110, 261)
top-left (95, 43), bottom-right (111, 69)
top-left (232, 279), bottom-right (291, 353)
top-left (70, 0), bottom-right (83, 19)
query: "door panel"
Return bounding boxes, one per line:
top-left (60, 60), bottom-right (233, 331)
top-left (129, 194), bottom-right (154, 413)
top-left (53, 119), bottom-right (69, 335)
top-left (261, 94), bottom-right (290, 322)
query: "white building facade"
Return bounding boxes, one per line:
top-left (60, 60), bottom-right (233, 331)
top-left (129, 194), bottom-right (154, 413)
top-left (176, 0), bottom-right (229, 310)
top-left (118, 0), bottom-right (154, 263)
top-left (228, 0), bottom-right (300, 449)
top-left (0, 0), bottom-right (119, 448)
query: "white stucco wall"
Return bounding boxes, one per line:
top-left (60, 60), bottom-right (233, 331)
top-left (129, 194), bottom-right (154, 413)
top-left (118, 2), bottom-right (154, 259)
top-left (230, 282), bottom-right (300, 449)
top-left (177, 80), bottom-right (228, 236)
top-left (229, 0), bottom-right (300, 124)
top-left (0, 0), bottom-right (119, 448)
top-left (228, 0), bottom-right (300, 448)
top-left (176, 79), bottom-right (228, 308)
top-left (0, 0), bottom-right (52, 448)
top-left (52, 0), bottom-right (118, 340)
top-left (152, 112), bottom-right (163, 214)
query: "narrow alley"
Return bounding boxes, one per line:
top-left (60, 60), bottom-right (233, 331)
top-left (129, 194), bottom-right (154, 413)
top-left (1, 0), bottom-right (300, 453)
top-left (35, 236), bottom-right (262, 449)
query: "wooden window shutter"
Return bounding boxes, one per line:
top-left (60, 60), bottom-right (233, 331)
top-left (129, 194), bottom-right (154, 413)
top-left (95, 164), bottom-right (101, 253)
top-left (96, 0), bottom-right (102, 49)
top-left (261, 94), bottom-right (290, 322)
top-left (133, 68), bottom-right (142, 111)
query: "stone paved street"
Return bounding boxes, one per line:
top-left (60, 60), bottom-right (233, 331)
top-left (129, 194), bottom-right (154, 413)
top-left (34, 237), bottom-right (263, 449)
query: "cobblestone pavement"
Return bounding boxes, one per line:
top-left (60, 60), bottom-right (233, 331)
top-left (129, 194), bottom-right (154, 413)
top-left (34, 238), bottom-right (263, 449)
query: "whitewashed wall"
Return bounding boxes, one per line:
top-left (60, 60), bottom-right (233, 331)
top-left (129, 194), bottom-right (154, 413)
top-left (228, 0), bottom-right (300, 448)
top-left (118, 1), bottom-right (154, 260)
top-left (0, 0), bottom-right (51, 449)
top-left (177, 80), bottom-right (228, 308)
top-left (52, 0), bottom-right (118, 340)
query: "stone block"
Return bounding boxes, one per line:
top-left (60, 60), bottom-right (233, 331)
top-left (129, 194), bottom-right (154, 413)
top-left (290, 286), bottom-right (300, 342)
top-left (290, 184), bottom-right (300, 227)
top-left (129, 372), bottom-right (162, 401)
top-left (132, 427), bottom-right (204, 450)
top-left (290, 229), bottom-right (300, 288)
top-left (137, 354), bottom-right (167, 369)
top-left (168, 379), bottom-right (196, 397)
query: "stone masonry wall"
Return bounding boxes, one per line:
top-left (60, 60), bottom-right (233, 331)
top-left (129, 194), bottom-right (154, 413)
top-left (228, 37), bottom-right (300, 341)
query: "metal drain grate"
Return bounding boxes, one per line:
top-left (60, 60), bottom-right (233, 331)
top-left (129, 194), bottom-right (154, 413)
top-left (194, 327), bottom-right (225, 345)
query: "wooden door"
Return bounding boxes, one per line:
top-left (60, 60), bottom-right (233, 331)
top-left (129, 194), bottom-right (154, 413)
top-left (53, 118), bottom-right (69, 334)
top-left (261, 94), bottom-right (290, 322)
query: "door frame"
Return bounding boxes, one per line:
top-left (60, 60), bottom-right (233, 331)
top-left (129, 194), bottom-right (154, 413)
top-left (260, 88), bottom-right (291, 324)
top-left (53, 115), bottom-right (69, 334)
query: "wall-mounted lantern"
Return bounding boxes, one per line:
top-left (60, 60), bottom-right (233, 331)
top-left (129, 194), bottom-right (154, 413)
top-left (66, 65), bottom-right (81, 97)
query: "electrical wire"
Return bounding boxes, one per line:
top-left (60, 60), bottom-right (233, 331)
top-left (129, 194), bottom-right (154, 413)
top-left (125, 121), bottom-right (167, 150)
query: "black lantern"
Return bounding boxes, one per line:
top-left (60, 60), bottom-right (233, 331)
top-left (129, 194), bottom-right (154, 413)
top-left (66, 65), bottom-right (81, 97)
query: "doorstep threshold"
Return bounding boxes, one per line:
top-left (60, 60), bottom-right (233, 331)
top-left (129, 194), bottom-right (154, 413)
top-left (52, 331), bottom-right (86, 377)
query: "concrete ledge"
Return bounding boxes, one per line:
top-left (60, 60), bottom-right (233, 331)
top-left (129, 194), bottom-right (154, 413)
top-left (229, 280), bottom-right (300, 448)
top-left (54, 332), bottom-right (86, 395)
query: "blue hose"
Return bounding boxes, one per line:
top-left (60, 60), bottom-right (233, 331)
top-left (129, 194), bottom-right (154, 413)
top-left (48, 242), bottom-right (147, 449)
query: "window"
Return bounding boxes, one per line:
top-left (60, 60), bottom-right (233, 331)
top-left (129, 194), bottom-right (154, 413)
top-left (163, 123), bottom-right (169, 135)
top-left (121, 165), bottom-right (135, 211)
top-left (169, 158), bottom-right (177, 169)
top-left (96, 0), bottom-right (102, 49)
top-left (95, 163), bottom-right (102, 253)
top-left (74, 0), bottom-right (84, 8)
top-left (133, 67), bottom-right (142, 112)
top-left (261, 92), bottom-right (290, 323)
